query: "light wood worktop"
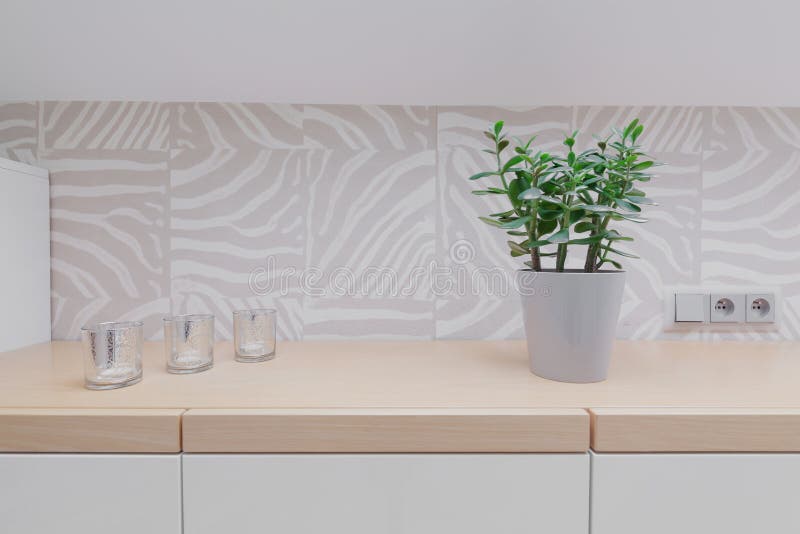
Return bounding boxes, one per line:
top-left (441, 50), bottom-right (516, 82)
top-left (0, 340), bottom-right (798, 452)
top-left (1, 340), bottom-right (798, 409)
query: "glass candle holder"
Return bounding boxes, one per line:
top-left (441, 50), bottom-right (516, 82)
top-left (233, 308), bottom-right (277, 362)
top-left (81, 321), bottom-right (144, 390)
top-left (163, 314), bottom-right (215, 374)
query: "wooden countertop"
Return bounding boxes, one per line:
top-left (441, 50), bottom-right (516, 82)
top-left (0, 340), bottom-right (798, 452)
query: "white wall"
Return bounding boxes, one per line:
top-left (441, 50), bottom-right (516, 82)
top-left (2, 0), bottom-right (799, 105)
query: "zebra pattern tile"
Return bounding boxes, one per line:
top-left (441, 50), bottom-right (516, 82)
top-left (572, 106), bottom-right (704, 153)
top-left (706, 107), bottom-right (800, 152)
top-left (437, 145), bottom-right (522, 280)
top-left (305, 149), bottom-right (436, 300)
top-left (438, 106), bottom-right (572, 153)
top-left (43, 149), bottom-right (169, 303)
top-left (41, 101), bottom-right (170, 151)
top-left (304, 105), bottom-right (435, 150)
top-left (435, 296), bottom-right (523, 340)
top-left (0, 100), bottom-right (797, 341)
top-left (169, 147), bottom-right (307, 301)
top-left (171, 102), bottom-right (304, 150)
top-left (171, 292), bottom-right (303, 341)
top-left (303, 296), bottom-right (434, 339)
top-left (51, 297), bottom-right (169, 341)
top-left (615, 152), bottom-right (702, 339)
top-left (0, 101), bottom-right (37, 164)
top-left (701, 149), bottom-right (800, 339)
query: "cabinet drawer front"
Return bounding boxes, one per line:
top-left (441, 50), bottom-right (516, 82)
top-left (183, 453), bottom-right (589, 534)
top-left (0, 454), bottom-right (182, 534)
top-left (182, 408), bottom-right (589, 452)
top-left (591, 453), bottom-right (800, 534)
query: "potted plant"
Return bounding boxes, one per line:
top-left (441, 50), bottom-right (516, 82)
top-left (470, 119), bottom-right (660, 382)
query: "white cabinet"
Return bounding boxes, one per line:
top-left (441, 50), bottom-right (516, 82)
top-left (591, 452), bottom-right (800, 534)
top-left (0, 454), bottom-right (182, 534)
top-left (183, 453), bottom-right (589, 534)
top-left (0, 158), bottom-right (50, 351)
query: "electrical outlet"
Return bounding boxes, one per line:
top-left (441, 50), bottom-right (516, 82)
top-left (746, 293), bottom-right (776, 323)
top-left (709, 293), bottom-right (746, 323)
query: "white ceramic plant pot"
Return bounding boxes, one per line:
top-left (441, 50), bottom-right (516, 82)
top-left (517, 269), bottom-right (626, 383)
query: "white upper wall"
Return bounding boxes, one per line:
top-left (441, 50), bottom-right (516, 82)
top-left (2, 0), bottom-right (798, 105)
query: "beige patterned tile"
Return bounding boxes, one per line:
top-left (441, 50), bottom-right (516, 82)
top-left (435, 296), bottom-right (523, 340)
top-left (438, 106), bottom-right (571, 153)
top-left (701, 149), bottom-right (800, 339)
top-left (51, 297), bottom-right (169, 341)
top-left (172, 102), bottom-right (303, 150)
top-left (305, 149), bottom-right (436, 300)
top-left (437, 145), bottom-right (522, 288)
top-left (0, 101), bottom-right (37, 164)
top-left (304, 105), bottom-right (435, 150)
top-left (170, 147), bottom-right (307, 300)
top-left (41, 102), bottom-right (169, 151)
top-left (303, 297), bottom-right (433, 339)
top-left (706, 107), bottom-right (800, 152)
top-left (612, 152), bottom-right (702, 339)
top-left (43, 149), bottom-right (169, 299)
top-left (171, 292), bottom-right (303, 341)
top-left (573, 106), bottom-right (704, 153)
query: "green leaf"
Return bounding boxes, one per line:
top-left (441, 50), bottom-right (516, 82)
top-left (472, 189), bottom-right (506, 195)
top-left (500, 215), bottom-right (532, 229)
top-left (602, 245), bottom-right (639, 259)
top-left (616, 213), bottom-right (648, 223)
top-left (569, 209), bottom-right (587, 224)
top-left (614, 197), bottom-right (642, 212)
top-left (606, 229), bottom-right (633, 241)
top-left (468, 171), bottom-right (497, 181)
top-left (494, 121), bottom-right (504, 136)
top-left (625, 195), bottom-right (656, 205)
top-left (490, 209), bottom-right (515, 218)
top-left (575, 204), bottom-right (615, 214)
top-left (631, 124), bottom-right (644, 142)
top-left (497, 139), bottom-right (509, 153)
top-left (547, 228), bottom-right (570, 243)
top-left (538, 218), bottom-right (558, 234)
top-left (574, 221), bottom-right (595, 233)
top-left (538, 208), bottom-right (562, 221)
top-left (483, 131), bottom-right (495, 142)
top-left (567, 151), bottom-right (576, 166)
top-left (508, 178), bottom-right (524, 209)
top-left (567, 234), bottom-right (608, 245)
top-left (518, 187), bottom-right (544, 200)
top-left (478, 216), bottom-right (503, 228)
top-left (623, 119), bottom-right (640, 139)
top-left (631, 160), bottom-right (654, 171)
top-left (599, 259), bottom-right (623, 270)
top-left (502, 155), bottom-right (524, 173)
top-left (508, 241), bottom-right (529, 257)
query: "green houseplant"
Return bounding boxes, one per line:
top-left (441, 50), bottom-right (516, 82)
top-left (470, 119), bottom-right (661, 382)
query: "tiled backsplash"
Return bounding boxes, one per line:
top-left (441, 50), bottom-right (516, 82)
top-left (0, 102), bottom-right (797, 341)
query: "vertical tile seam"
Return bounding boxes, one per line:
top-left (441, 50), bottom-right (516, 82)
top-left (432, 104), bottom-right (439, 339)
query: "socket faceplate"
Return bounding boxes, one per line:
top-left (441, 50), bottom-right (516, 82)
top-left (709, 293), bottom-right (746, 323)
top-left (746, 293), bottom-right (776, 323)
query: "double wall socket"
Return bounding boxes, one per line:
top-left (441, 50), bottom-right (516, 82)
top-left (666, 287), bottom-right (778, 329)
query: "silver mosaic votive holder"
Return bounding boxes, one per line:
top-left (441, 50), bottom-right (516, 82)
top-left (163, 314), bottom-right (215, 374)
top-left (233, 308), bottom-right (277, 363)
top-left (81, 321), bottom-right (144, 390)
